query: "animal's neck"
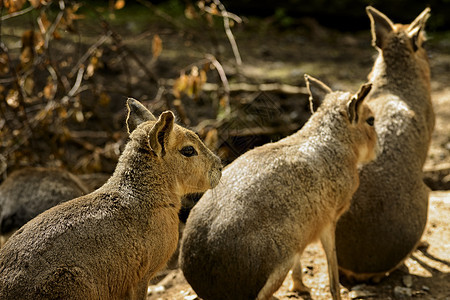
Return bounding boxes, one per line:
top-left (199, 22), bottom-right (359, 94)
top-left (292, 115), bottom-right (359, 169)
top-left (104, 143), bottom-right (179, 206)
top-left (370, 50), bottom-right (431, 95)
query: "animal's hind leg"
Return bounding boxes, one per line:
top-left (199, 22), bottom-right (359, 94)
top-left (256, 258), bottom-right (293, 300)
top-left (290, 254), bottom-right (310, 293)
top-left (320, 221), bottom-right (341, 300)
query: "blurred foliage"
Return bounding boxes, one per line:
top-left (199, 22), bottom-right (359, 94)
top-left (1, 0), bottom-right (447, 179)
top-left (0, 0), bottom-right (243, 177)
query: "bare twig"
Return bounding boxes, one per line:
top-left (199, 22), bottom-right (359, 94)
top-left (0, 6), bottom-right (34, 21)
top-left (205, 54), bottom-right (230, 95)
top-left (69, 33), bottom-right (111, 77)
top-left (38, 1), bottom-right (65, 49)
top-left (46, 64), bottom-right (58, 101)
top-left (211, 0), bottom-right (242, 66)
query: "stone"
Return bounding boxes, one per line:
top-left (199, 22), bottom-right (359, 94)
top-left (394, 286), bottom-right (412, 298)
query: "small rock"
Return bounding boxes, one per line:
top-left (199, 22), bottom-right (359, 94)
top-left (394, 286), bottom-right (412, 298)
top-left (183, 295), bottom-right (198, 300)
top-left (147, 285), bottom-right (165, 295)
top-left (402, 275), bottom-right (413, 288)
top-left (349, 290), bottom-right (377, 299)
top-left (422, 285), bottom-right (430, 292)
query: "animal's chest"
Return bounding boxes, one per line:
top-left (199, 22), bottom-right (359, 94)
top-left (145, 208), bottom-right (180, 263)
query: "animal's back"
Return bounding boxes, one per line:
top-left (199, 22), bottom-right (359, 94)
top-left (336, 92), bottom-right (431, 275)
top-left (181, 139), bottom-right (347, 299)
top-left (0, 188), bottom-right (178, 299)
top-left (0, 167), bottom-right (88, 241)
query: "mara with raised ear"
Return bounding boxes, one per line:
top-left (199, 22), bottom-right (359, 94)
top-left (0, 99), bottom-right (222, 300)
top-left (335, 6), bottom-right (434, 283)
top-left (0, 167), bottom-right (88, 247)
top-left (179, 75), bottom-right (378, 300)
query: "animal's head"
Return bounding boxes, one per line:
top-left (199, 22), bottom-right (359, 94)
top-left (305, 75), bottom-right (378, 165)
top-left (126, 98), bottom-right (222, 195)
top-left (366, 6), bottom-right (431, 80)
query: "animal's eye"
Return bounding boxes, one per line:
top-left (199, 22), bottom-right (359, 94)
top-left (366, 116), bottom-right (375, 126)
top-left (180, 146), bottom-right (198, 157)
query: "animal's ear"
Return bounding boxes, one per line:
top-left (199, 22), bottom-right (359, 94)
top-left (347, 83), bottom-right (372, 124)
top-left (407, 7), bottom-right (430, 51)
top-left (148, 111), bottom-right (175, 157)
top-left (304, 74), bottom-right (332, 113)
top-left (126, 98), bottom-right (157, 134)
top-left (366, 6), bottom-right (394, 50)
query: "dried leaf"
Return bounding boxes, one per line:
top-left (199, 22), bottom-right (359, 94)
top-left (61, 4), bottom-right (85, 33)
top-left (190, 66), bottom-right (199, 77)
top-left (4, 0), bottom-right (27, 13)
top-left (59, 107), bottom-right (68, 119)
top-left (0, 53), bottom-right (10, 75)
top-left (34, 32), bottom-right (45, 54)
top-left (99, 92), bottom-right (111, 106)
top-left (86, 50), bottom-right (103, 78)
top-left (24, 76), bottom-right (34, 95)
top-left (29, 0), bottom-right (42, 8)
top-left (184, 4), bottom-right (197, 20)
top-left (197, 1), bottom-right (205, 10)
top-left (200, 69), bottom-right (207, 85)
top-left (209, 3), bottom-right (219, 15)
top-left (39, 12), bottom-right (51, 33)
top-left (86, 57), bottom-right (97, 78)
top-left (75, 110), bottom-right (84, 123)
top-left (219, 95), bottom-right (229, 108)
top-left (152, 34), bottom-right (162, 61)
top-left (189, 66), bottom-right (205, 99)
top-left (43, 81), bottom-right (54, 99)
top-left (173, 74), bottom-right (189, 98)
top-left (114, 0), bottom-right (125, 10)
top-left (6, 89), bottom-right (20, 108)
top-left (20, 30), bottom-right (35, 69)
top-left (187, 75), bottom-right (195, 97)
top-left (52, 30), bottom-right (62, 40)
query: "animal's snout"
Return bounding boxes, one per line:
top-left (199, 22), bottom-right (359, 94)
top-left (209, 159), bottom-right (223, 188)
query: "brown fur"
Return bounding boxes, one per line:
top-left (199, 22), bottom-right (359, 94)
top-left (335, 6), bottom-right (434, 282)
top-left (0, 99), bottom-right (222, 300)
top-left (0, 167), bottom-right (88, 247)
top-left (179, 75), bottom-right (377, 300)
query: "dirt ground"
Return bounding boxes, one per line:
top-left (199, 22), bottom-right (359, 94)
top-left (142, 17), bottom-right (450, 300)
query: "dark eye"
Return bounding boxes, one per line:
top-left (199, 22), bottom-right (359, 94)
top-left (366, 116), bottom-right (375, 126)
top-left (179, 146), bottom-right (198, 157)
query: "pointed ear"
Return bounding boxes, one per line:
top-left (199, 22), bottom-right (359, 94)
top-left (148, 111), bottom-right (175, 157)
top-left (407, 7), bottom-right (430, 51)
top-left (126, 98), bottom-right (157, 134)
top-left (366, 6), bottom-right (394, 50)
top-left (347, 83), bottom-right (372, 124)
top-left (304, 74), bottom-right (332, 113)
